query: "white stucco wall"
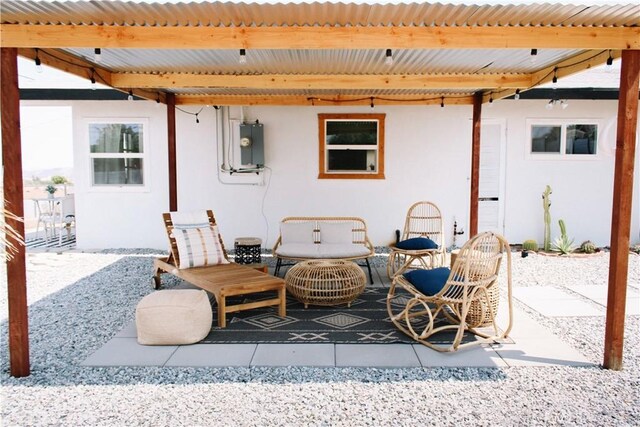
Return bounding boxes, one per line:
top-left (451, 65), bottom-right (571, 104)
top-left (24, 98), bottom-right (639, 250)
top-left (483, 99), bottom-right (640, 247)
top-left (70, 101), bottom-right (169, 249)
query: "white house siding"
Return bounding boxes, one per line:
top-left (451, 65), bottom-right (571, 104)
top-left (70, 101), bottom-right (169, 249)
top-left (21, 99), bottom-right (639, 250)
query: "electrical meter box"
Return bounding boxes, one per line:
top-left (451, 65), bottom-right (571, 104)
top-left (239, 122), bottom-right (264, 166)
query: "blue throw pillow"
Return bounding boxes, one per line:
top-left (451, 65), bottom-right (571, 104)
top-left (395, 237), bottom-right (438, 250)
top-left (403, 267), bottom-right (451, 296)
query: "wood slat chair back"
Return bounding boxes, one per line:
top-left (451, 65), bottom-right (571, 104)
top-left (162, 210), bottom-right (229, 268)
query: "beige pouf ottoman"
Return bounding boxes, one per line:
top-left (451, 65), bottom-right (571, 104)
top-left (136, 289), bottom-right (212, 345)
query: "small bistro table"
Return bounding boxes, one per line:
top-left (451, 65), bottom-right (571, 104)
top-left (285, 259), bottom-right (366, 308)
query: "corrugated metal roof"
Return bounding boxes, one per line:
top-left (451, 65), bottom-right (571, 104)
top-left (61, 47), bottom-right (583, 75)
top-left (2, 1), bottom-right (639, 27)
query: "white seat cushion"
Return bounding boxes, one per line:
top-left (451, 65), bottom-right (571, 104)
top-left (320, 222), bottom-right (353, 244)
top-left (319, 244), bottom-right (371, 258)
top-left (280, 222), bottom-right (316, 244)
top-left (275, 243), bottom-right (320, 258)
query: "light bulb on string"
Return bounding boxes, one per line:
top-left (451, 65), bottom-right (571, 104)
top-left (605, 51), bottom-right (614, 73)
top-left (440, 97), bottom-right (444, 108)
top-left (239, 49), bottom-right (247, 64)
top-left (195, 113), bottom-right (200, 124)
top-left (561, 100), bottom-right (569, 110)
top-left (94, 48), bottom-right (102, 63)
top-left (90, 69), bottom-right (96, 90)
top-left (488, 94), bottom-right (494, 107)
top-left (514, 89), bottom-right (521, 100)
top-left (385, 49), bottom-right (393, 66)
top-left (35, 49), bottom-right (43, 74)
top-left (127, 90), bottom-right (134, 101)
top-left (530, 49), bottom-right (538, 64)
top-left (370, 97), bottom-right (374, 109)
top-left (552, 68), bottom-right (558, 89)
top-left (545, 100), bottom-right (554, 110)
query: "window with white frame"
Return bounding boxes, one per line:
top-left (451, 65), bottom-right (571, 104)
top-left (88, 120), bottom-right (148, 187)
top-left (528, 120), bottom-right (599, 158)
top-left (318, 113), bottom-right (385, 179)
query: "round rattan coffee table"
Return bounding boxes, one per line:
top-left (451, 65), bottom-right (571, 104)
top-left (285, 259), bottom-right (366, 308)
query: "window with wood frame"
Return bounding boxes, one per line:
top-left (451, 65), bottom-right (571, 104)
top-left (318, 113), bottom-right (385, 179)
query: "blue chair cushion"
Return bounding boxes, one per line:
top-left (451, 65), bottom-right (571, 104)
top-left (395, 237), bottom-right (438, 250)
top-left (403, 267), bottom-right (451, 296)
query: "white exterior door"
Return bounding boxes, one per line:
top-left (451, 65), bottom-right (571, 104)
top-left (478, 119), bottom-right (506, 234)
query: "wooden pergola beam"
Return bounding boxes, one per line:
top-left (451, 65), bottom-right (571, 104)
top-left (604, 49), bottom-right (639, 371)
top-left (2, 25), bottom-right (638, 50)
top-left (112, 72), bottom-right (532, 90)
top-left (17, 48), bottom-right (167, 104)
top-left (487, 49), bottom-right (623, 103)
top-left (175, 94), bottom-right (475, 106)
top-left (1, 47), bottom-right (30, 377)
top-left (469, 92), bottom-right (482, 237)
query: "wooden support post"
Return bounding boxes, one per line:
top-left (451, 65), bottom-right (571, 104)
top-left (1, 48), bottom-right (30, 377)
top-left (469, 92), bottom-right (482, 238)
top-left (166, 93), bottom-right (177, 211)
top-left (604, 50), bottom-right (639, 371)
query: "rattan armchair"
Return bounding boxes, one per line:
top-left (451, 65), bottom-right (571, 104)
top-left (386, 231), bottom-right (513, 352)
top-left (387, 201), bottom-right (446, 278)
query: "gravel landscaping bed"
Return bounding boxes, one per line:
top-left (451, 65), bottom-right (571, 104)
top-left (0, 250), bottom-right (638, 426)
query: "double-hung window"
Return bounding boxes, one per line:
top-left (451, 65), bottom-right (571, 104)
top-left (88, 119), bottom-right (148, 188)
top-left (527, 119), bottom-right (599, 159)
top-left (318, 113), bottom-right (385, 179)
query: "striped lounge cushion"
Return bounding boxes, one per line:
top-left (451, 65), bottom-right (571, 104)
top-left (172, 225), bottom-right (229, 269)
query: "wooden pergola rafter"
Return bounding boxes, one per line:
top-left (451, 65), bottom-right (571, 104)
top-left (1, 8), bottom-right (638, 377)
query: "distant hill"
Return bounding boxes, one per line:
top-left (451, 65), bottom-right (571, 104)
top-left (23, 167), bottom-right (74, 182)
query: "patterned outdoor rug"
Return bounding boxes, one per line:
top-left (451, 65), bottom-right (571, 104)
top-left (202, 288), bottom-right (480, 345)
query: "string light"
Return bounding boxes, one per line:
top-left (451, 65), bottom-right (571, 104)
top-left (605, 51), bottom-right (614, 73)
top-left (94, 48), bottom-right (102, 63)
top-left (195, 113), bottom-right (200, 124)
top-left (546, 100), bottom-right (554, 110)
top-left (156, 93), bottom-right (161, 104)
top-left (530, 48), bottom-right (538, 64)
top-left (385, 49), bottom-right (393, 66)
top-left (440, 97), bottom-right (444, 108)
top-left (514, 89), bottom-right (521, 100)
top-left (127, 90), bottom-right (134, 101)
top-left (90, 69), bottom-right (96, 90)
top-left (552, 68), bottom-right (558, 88)
top-left (239, 49), bottom-right (247, 64)
top-left (34, 48), bottom-right (43, 73)
top-left (370, 97), bottom-right (374, 109)
top-left (488, 94), bottom-right (494, 106)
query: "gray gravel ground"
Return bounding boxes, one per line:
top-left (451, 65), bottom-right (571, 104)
top-left (1, 249), bottom-right (638, 427)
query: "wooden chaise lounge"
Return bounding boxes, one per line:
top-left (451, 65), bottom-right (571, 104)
top-left (153, 210), bottom-right (286, 328)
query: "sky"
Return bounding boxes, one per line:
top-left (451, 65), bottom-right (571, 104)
top-left (19, 106), bottom-right (73, 173)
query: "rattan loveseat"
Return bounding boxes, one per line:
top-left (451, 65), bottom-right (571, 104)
top-left (272, 216), bottom-right (375, 283)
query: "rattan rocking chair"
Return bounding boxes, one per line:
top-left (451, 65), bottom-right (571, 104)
top-left (387, 201), bottom-right (446, 278)
top-left (386, 231), bottom-right (513, 352)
